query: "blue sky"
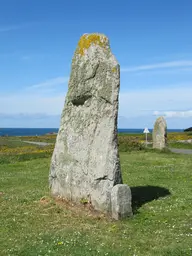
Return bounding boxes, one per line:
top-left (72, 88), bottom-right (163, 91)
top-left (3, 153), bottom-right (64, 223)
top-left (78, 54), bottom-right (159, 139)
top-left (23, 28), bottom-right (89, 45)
top-left (0, 0), bottom-right (192, 128)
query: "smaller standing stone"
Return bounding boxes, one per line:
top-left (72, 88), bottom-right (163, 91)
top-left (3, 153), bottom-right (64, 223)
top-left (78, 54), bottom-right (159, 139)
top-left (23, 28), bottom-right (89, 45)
top-left (153, 116), bottom-right (167, 149)
top-left (111, 184), bottom-right (133, 220)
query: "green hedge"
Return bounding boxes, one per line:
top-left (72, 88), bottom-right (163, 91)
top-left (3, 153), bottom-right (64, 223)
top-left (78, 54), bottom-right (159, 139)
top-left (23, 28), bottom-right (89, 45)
top-left (118, 136), bottom-right (145, 152)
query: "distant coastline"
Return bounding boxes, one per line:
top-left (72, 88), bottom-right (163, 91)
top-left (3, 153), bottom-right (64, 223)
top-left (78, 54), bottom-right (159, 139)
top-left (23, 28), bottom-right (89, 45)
top-left (0, 128), bottom-right (184, 137)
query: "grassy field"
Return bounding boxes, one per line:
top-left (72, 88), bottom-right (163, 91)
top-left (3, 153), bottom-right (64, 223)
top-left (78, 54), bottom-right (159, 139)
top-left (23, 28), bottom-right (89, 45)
top-left (0, 135), bottom-right (192, 255)
top-left (1, 131), bottom-right (192, 145)
top-left (1, 131), bottom-right (190, 143)
top-left (168, 142), bottom-right (192, 149)
top-left (0, 137), bottom-right (54, 164)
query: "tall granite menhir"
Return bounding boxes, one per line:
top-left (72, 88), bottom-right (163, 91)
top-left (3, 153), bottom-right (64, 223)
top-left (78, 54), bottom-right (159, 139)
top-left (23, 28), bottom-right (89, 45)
top-left (49, 33), bottom-right (132, 218)
top-left (153, 116), bottom-right (167, 149)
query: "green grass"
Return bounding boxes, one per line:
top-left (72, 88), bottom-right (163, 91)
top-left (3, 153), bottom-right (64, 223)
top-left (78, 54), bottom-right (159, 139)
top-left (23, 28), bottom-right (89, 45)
top-left (0, 152), bottom-right (52, 164)
top-left (0, 136), bottom-right (55, 146)
top-left (1, 151), bottom-right (192, 255)
top-left (19, 135), bottom-right (56, 143)
top-left (2, 131), bottom-right (192, 146)
top-left (0, 137), bottom-right (33, 147)
top-left (168, 142), bottom-right (192, 149)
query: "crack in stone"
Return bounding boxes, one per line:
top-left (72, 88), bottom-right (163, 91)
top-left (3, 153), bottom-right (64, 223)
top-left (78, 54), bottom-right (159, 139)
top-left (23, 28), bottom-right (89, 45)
top-left (99, 96), bottom-right (111, 105)
top-left (84, 62), bottom-right (100, 82)
top-left (95, 175), bottom-right (108, 181)
top-left (95, 175), bottom-right (114, 183)
top-left (50, 174), bottom-right (57, 179)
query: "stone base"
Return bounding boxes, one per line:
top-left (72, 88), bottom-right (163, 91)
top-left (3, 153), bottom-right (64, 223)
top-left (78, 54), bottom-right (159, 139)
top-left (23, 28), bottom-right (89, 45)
top-left (111, 184), bottom-right (133, 220)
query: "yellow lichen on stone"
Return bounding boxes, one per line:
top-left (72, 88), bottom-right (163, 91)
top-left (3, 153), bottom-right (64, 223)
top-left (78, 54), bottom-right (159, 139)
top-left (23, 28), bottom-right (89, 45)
top-left (112, 67), bottom-right (117, 73)
top-left (78, 34), bottom-right (108, 56)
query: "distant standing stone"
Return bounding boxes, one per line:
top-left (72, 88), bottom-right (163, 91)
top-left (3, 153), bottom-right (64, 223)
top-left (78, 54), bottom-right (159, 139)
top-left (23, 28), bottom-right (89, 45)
top-left (49, 33), bottom-right (132, 217)
top-left (111, 184), bottom-right (133, 220)
top-left (153, 116), bottom-right (167, 149)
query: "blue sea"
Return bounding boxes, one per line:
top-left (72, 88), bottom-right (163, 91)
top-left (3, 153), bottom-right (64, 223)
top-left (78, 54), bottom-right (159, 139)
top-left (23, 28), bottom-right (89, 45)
top-left (0, 128), bottom-right (183, 137)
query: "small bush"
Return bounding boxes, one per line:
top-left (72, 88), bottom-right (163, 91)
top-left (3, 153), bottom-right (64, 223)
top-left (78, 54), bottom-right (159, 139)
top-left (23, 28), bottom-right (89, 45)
top-left (118, 136), bottom-right (145, 152)
top-left (168, 132), bottom-right (192, 141)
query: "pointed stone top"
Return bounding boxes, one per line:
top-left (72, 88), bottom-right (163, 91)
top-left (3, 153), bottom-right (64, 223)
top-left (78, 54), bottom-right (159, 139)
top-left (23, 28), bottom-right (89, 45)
top-left (77, 33), bottom-right (110, 56)
top-left (157, 116), bottom-right (166, 120)
top-left (155, 116), bottom-right (167, 125)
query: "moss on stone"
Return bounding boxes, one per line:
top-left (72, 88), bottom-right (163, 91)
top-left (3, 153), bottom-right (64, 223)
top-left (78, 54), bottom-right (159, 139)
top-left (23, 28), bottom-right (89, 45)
top-left (77, 33), bottom-right (108, 56)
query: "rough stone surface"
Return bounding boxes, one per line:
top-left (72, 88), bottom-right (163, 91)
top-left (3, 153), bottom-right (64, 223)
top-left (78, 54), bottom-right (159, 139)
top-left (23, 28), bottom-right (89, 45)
top-left (111, 184), bottom-right (133, 220)
top-left (153, 116), bottom-right (167, 149)
top-left (49, 33), bottom-right (124, 213)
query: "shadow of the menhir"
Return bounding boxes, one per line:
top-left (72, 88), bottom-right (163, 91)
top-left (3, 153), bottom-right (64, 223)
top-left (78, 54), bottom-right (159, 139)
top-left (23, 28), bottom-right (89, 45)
top-left (130, 185), bottom-right (171, 213)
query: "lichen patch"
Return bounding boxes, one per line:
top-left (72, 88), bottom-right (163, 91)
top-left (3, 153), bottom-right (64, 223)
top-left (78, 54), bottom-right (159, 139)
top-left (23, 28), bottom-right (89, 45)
top-left (77, 33), bottom-right (108, 56)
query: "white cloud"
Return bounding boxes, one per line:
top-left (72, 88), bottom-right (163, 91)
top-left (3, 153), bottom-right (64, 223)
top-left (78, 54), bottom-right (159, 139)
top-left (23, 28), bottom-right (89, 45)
top-left (2, 85), bottom-right (192, 117)
top-left (0, 84), bottom-right (191, 128)
top-left (0, 22), bottom-right (39, 33)
top-left (119, 86), bottom-right (192, 116)
top-left (28, 76), bottom-right (69, 89)
top-left (121, 60), bottom-right (192, 73)
top-left (0, 93), bottom-right (65, 115)
top-left (153, 110), bottom-right (192, 118)
top-left (21, 55), bottom-right (31, 61)
top-left (0, 24), bottom-right (31, 33)
top-left (0, 113), bottom-right (61, 128)
top-left (0, 25), bottom-right (21, 32)
top-left (0, 113), bottom-right (60, 119)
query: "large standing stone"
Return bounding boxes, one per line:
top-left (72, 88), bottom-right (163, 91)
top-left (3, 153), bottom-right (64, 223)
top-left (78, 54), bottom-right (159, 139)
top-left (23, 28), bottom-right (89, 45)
top-left (49, 33), bottom-right (131, 216)
top-left (153, 116), bottom-right (167, 149)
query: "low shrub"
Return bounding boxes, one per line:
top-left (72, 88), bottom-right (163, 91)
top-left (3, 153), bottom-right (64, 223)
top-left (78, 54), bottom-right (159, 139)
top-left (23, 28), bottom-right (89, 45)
top-left (118, 136), bottom-right (145, 152)
top-left (0, 143), bottom-right (54, 164)
top-left (168, 132), bottom-right (192, 141)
